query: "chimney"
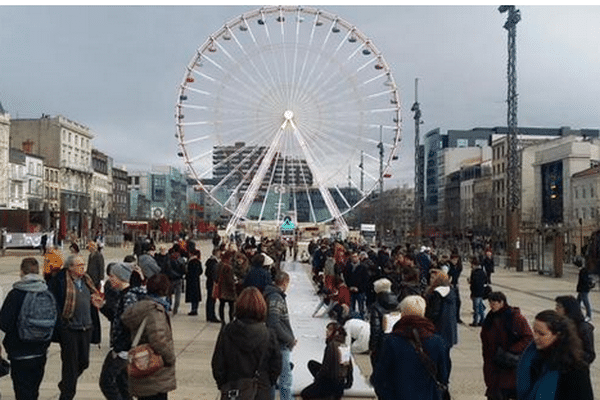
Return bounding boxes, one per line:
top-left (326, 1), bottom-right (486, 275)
top-left (22, 139), bottom-right (34, 154)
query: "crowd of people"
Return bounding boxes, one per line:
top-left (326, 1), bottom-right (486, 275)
top-left (0, 233), bottom-right (594, 400)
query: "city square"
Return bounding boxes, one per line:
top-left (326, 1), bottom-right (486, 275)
top-left (0, 4), bottom-right (599, 400)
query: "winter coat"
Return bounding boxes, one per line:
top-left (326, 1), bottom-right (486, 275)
top-left (369, 291), bottom-right (399, 362)
top-left (216, 261), bottom-right (237, 301)
top-left (185, 257), bottom-right (202, 304)
top-left (263, 284), bottom-right (295, 349)
top-left (242, 265), bottom-right (273, 293)
top-left (205, 256), bottom-right (219, 288)
top-left (0, 274), bottom-right (53, 360)
top-left (86, 250), bottom-right (105, 288)
top-left (516, 342), bottom-right (593, 400)
top-left (371, 315), bottom-right (451, 400)
top-left (469, 267), bottom-right (488, 298)
top-left (47, 268), bottom-right (102, 344)
top-left (481, 256), bottom-right (494, 277)
top-left (343, 261), bottom-right (370, 294)
top-left (344, 318), bottom-right (370, 353)
top-left (212, 318), bottom-right (282, 399)
top-left (576, 320), bottom-right (596, 365)
top-left (121, 298), bottom-right (176, 397)
top-left (577, 267), bottom-right (594, 293)
top-left (425, 286), bottom-right (458, 347)
top-left (480, 306), bottom-right (533, 396)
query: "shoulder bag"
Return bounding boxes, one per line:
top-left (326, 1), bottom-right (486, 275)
top-left (128, 316), bottom-right (164, 378)
top-left (408, 328), bottom-right (451, 400)
top-left (220, 344), bottom-right (268, 400)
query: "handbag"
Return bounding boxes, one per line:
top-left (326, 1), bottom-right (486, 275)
top-left (128, 316), bottom-right (164, 378)
top-left (220, 345), bottom-right (268, 400)
top-left (408, 328), bottom-right (451, 400)
top-left (0, 357), bottom-right (9, 378)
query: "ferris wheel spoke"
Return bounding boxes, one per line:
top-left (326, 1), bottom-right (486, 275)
top-left (243, 17), bottom-right (289, 108)
top-left (227, 27), bottom-right (287, 107)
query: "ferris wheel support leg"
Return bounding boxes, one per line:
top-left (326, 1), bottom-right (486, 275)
top-left (226, 128), bottom-right (285, 236)
top-left (289, 122), bottom-right (349, 238)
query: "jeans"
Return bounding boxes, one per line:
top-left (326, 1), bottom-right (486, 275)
top-left (578, 291), bottom-right (592, 319)
top-left (271, 347), bottom-right (292, 400)
top-left (472, 297), bottom-right (485, 325)
top-left (99, 351), bottom-right (130, 400)
top-left (206, 281), bottom-right (218, 320)
top-left (351, 292), bottom-right (366, 318)
top-left (172, 279), bottom-right (183, 314)
top-left (10, 354), bottom-right (47, 400)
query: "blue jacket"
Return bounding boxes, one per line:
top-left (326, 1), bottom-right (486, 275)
top-left (371, 319), bottom-right (451, 400)
top-left (242, 265), bottom-right (272, 293)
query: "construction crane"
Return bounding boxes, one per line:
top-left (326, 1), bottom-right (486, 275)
top-left (411, 78), bottom-right (423, 242)
top-left (499, 5), bottom-right (522, 270)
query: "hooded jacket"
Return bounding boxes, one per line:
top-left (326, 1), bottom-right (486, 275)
top-left (212, 318), bottom-right (281, 396)
top-left (263, 284), bottom-right (295, 349)
top-left (0, 274), bottom-right (54, 360)
top-left (425, 286), bottom-right (458, 347)
top-left (121, 298), bottom-right (176, 397)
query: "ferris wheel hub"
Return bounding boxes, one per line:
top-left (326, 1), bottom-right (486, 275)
top-left (284, 110), bottom-right (294, 120)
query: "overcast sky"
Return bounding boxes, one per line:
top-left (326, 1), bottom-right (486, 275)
top-left (1, 5), bottom-right (599, 188)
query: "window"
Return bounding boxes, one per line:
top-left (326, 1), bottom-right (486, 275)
top-left (591, 185), bottom-right (594, 198)
top-left (575, 187), bottom-right (578, 199)
top-left (457, 139), bottom-right (468, 148)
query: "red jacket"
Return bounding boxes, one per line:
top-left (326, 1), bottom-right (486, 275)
top-left (480, 306), bottom-right (533, 395)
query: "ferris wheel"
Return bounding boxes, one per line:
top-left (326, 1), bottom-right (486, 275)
top-left (175, 6), bottom-right (401, 236)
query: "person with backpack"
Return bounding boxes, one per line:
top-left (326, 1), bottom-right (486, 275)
top-left (0, 257), bottom-right (57, 400)
top-left (480, 292), bottom-right (533, 400)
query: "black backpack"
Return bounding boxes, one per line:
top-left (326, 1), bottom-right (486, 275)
top-left (17, 291), bottom-right (57, 342)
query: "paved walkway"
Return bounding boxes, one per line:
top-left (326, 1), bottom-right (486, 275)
top-left (0, 242), bottom-right (596, 399)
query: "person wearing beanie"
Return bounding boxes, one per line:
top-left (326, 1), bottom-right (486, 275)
top-left (97, 261), bottom-right (135, 400)
top-left (369, 278), bottom-right (399, 368)
top-left (371, 295), bottom-right (451, 400)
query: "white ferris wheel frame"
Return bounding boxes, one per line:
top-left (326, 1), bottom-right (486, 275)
top-left (175, 5), bottom-right (401, 237)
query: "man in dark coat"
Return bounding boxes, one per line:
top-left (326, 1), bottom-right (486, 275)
top-left (481, 250), bottom-right (495, 284)
top-left (371, 295), bottom-right (451, 400)
top-left (343, 252), bottom-right (370, 319)
top-left (0, 257), bottom-right (54, 400)
top-left (185, 249), bottom-right (202, 315)
top-left (204, 248), bottom-right (220, 323)
top-left (86, 241), bottom-right (105, 290)
top-left (469, 256), bottom-right (488, 327)
top-left (48, 255), bottom-right (103, 400)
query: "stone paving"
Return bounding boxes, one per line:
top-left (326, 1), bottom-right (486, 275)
top-left (0, 241), bottom-right (596, 399)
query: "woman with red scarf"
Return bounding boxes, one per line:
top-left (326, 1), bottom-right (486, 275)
top-left (370, 295), bottom-right (451, 400)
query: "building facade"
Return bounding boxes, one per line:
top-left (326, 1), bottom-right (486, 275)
top-left (10, 115), bottom-right (94, 239)
top-left (0, 104), bottom-right (10, 208)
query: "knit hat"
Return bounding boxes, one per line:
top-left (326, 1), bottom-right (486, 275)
top-left (399, 295), bottom-right (426, 317)
top-left (110, 262), bottom-right (133, 283)
top-left (373, 278), bottom-right (392, 294)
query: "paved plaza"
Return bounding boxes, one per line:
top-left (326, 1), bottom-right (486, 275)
top-left (0, 241), bottom-right (597, 399)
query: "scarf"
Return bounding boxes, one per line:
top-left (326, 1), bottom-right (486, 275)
top-left (516, 343), bottom-right (559, 400)
top-left (147, 293), bottom-right (172, 312)
top-left (63, 271), bottom-right (98, 320)
top-left (392, 315), bottom-right (436, 340)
